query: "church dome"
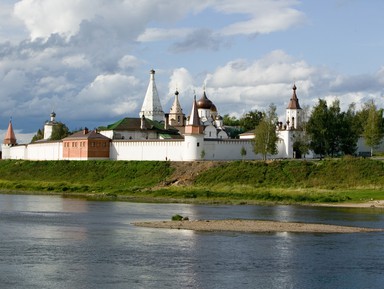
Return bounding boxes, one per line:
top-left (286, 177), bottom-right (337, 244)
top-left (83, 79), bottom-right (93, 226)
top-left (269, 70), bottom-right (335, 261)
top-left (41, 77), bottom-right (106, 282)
top-left (197, 91), bottom-right (213, 109)
top-left (210, 103), bottom-right (217, 112)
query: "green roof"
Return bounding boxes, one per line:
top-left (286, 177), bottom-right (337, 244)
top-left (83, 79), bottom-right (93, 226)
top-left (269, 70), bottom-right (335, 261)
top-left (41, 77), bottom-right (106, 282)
top-left (102, 117), bottom-right (180, 135)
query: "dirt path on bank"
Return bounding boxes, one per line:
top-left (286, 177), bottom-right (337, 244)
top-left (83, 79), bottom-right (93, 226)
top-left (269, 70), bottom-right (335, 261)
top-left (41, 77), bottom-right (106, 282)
top-left (163, 161), bottom-right (222, 186)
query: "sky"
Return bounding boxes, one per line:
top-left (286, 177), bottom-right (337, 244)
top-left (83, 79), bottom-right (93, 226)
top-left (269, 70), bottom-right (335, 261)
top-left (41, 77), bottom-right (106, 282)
top-left (1, 0), bottom-right (384, 143)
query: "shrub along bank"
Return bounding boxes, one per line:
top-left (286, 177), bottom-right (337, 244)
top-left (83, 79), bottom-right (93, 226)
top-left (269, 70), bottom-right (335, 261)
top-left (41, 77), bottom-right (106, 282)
top-left (0, 158), bottom-right (383, 204)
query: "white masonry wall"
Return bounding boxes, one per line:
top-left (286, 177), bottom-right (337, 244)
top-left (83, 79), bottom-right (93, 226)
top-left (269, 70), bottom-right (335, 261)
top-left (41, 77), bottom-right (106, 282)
top-left (7, 142), bottom-right (63, 160)
top-left (27, 142), bottom-right (63, 160)
top-left (110, 140), bottom-right (185, 161)
top-left (6, 145), bottom-right (27, 159)
top-left (203, 139), bottom-right (261, 161)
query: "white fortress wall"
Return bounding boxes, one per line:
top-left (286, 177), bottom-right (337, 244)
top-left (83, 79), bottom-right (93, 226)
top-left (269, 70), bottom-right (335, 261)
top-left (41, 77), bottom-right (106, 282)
top-left (203, 140), bottom-right (261, 160)
top-left (25, 142), bottom-right (63, 160)
top-left (7, 145), bottom-right (27, 159)
top-left (111, 140), bottom-right (185, 161)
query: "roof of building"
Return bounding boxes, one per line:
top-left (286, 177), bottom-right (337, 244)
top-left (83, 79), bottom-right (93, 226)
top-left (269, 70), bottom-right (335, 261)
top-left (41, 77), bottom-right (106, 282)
top-left (3, 120), bottom-right (16, 145)
top-left (188, 96), bottom-right (201, 126)
top-left (101, 117), bottom-right (180, 135)
top-left (139, 69), bottom-right (165, 122)
top-left (197, 91), bottom-right (213, 109)
top-left (63, 129), bottom-right (110, 141)
top-left (287, 84), bottom-right (302, 109)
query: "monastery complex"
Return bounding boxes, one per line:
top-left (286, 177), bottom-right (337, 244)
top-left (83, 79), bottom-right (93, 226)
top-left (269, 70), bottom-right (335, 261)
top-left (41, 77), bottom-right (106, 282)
top-left (0, 70), bottom-right (374, 161)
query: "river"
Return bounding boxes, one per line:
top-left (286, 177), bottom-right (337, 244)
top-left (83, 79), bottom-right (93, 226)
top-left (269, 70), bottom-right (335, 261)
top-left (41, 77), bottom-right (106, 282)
top-left (0, 194), bottom-right (383, 289)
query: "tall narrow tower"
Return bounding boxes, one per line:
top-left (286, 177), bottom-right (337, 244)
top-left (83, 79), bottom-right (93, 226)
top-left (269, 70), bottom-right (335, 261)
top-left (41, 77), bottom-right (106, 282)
top-left (44, 111), bottom-right (57, 140)
top-left (139, 69), bottom-right (165, 122)
top-left (168, 90), bottom-right (184, 127)
top-left (286, 84), bottom-right (302, 130)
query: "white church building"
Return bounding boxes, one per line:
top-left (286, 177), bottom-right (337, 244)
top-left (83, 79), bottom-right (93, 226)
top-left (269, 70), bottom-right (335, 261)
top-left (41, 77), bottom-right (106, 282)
top-left (2, 70), bottom-right (306, 161)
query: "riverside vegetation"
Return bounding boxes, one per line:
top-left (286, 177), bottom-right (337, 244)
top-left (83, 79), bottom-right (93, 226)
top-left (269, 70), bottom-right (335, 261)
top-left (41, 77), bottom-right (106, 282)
top-left (0, 158), bottom-right (384, 204)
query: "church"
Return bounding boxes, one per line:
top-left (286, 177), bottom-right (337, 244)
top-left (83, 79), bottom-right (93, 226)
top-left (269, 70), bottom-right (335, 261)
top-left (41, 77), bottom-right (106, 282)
top-left (2, 69), bottom-right (305, 161)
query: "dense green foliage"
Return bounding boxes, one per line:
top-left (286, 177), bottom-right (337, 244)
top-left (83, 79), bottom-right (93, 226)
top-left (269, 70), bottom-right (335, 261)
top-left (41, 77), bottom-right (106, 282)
top-left (50, 122), bottom-right (70, 140)
top-left (307, 99), bottom-right (360, 157)
top-left (31, 129), bottom-right (44, 142)
top-left (222, 110), bottom-right (263, 138)
top-left (1, 158), bottom-right (384, 204)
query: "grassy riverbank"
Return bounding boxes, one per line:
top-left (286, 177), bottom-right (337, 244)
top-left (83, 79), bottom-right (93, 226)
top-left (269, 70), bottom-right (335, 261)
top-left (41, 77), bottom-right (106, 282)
top-left (0, 158), bottom-right (384, 204)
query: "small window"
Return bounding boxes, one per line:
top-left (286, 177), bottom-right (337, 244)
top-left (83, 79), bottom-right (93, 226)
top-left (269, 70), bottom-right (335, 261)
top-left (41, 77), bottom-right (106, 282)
top-left (197, 142), bottom-right (200, 147)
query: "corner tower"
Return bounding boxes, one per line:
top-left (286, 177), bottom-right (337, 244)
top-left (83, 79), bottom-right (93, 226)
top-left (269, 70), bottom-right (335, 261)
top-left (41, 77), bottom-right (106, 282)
top-left (139, 69), bottom-right (165, 122)
top-left (183, 96), bottom-right (204, 161)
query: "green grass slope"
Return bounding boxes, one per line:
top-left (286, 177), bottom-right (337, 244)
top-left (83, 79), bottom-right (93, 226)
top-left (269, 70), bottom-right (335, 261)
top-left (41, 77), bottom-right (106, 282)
top-left (0, 158), bottom-right (383, 204)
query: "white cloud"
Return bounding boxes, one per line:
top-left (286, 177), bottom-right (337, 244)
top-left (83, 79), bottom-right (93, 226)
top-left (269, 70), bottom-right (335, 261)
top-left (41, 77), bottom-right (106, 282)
top-left (118, 55), bottom-right (142, 71)
top-left (168, 68), bottom-right (195, 96)
top-left (13, 0), bottom-right (202, 41)
top-left (214, 0), bottom-right (305, 36)
top-left (72, 73), bottom-right (141, 119)
top-left (62, 54), bottom-right (91, 69)
top-left (137, 28), bottom-right (194, 42)
top-left (14, 0), bottom-right (96, 39)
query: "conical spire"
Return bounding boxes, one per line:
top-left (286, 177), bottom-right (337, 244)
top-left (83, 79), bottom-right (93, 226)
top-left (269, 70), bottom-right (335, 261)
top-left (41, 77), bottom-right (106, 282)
top-left (189, 95), bottom-right (200, 126)
top-left (139, 69), bottom-right (165, 122)
top-left (4, 119), bottom-right (16, 145)
top-left (184, 94), bottom-right (204, 135)
top-left (170, 90), bottom-right (183, 114)
top-left (287, 84), bottom-right (301, 109)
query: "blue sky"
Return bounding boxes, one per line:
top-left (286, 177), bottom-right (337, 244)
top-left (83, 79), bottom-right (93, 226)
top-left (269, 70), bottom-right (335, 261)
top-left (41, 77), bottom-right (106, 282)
top-left (0, 0), bottom-right (384, 143)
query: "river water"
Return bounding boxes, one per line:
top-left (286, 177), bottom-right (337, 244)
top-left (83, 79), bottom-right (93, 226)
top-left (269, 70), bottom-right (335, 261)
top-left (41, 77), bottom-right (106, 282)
top-left (0, 194), bottom-right (383, 289)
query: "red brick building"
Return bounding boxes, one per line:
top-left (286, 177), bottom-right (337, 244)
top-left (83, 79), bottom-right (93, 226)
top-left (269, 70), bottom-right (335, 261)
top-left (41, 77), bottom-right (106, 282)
top-left (62, 129), bottom-right (110, 160)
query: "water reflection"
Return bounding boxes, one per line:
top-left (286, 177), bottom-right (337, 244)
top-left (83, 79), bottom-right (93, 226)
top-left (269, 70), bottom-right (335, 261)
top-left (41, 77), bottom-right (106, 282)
top-left (0, 194), bottom-right (384, 289)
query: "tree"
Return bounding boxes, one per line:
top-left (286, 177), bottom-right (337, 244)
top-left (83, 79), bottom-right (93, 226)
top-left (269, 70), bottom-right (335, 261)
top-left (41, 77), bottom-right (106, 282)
top-left (307, 99), bottom-right (360, 158)
top-left (363, 101), bottom-right (384, 156)
top-left (31, 129), bottom-right (44, 143)
top-left (50, 122), bottom-right (70, 140)
top-left (307, 99), bottom-right (328, 158)
top-left (339, 103), bottom-right (360, 155)
top-left (240, 110), bottom-right (263, 131)
top-left (253, 104), bottom-right (278, 160)
top-left (223, 114), bottom-right (240, 126)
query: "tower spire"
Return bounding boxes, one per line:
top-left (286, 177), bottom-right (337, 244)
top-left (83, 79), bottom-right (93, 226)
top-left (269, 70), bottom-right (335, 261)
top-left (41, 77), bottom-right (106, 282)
top-left (139, 69), bottom-right (165, 122)
top-left (287, 84), bottom-right (301, 109)
top-left (3, 118), bottom-right (16, 145)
